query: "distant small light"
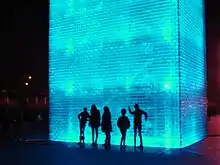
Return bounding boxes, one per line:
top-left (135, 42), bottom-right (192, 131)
top-left (28, 76), bottom-right (32, 80)
top-left (25, 82), bottom-right (29, 86)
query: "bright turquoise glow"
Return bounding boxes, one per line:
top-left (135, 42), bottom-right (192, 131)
top-left (49, 0), bottom-right (206, 148)
top-left (179, 0), bottom-right (207, 147)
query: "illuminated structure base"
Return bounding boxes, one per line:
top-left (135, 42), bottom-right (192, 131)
top-left (49, 0), bottom-right (206, 148)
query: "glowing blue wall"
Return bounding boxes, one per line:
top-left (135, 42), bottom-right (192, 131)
top-left (49, 0), bottom-right (206, 148)
top-left (179, 0), bottom-right (207, 147)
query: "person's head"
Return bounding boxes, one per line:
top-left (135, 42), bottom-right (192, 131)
top-left (104, 106), bottom-right (110, 113)
top-left (91, 104), bottom-right (97, 111)
top-left (121, 108), bottom-right (126, 116)
top-left (83, 107), bottom-right (87, 112)
top-left (134, 104), bottom-right (139, 110)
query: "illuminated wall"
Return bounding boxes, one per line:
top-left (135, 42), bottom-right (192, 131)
top-left (49, 0), bottom-right (206, 148)
top-left (179, 0), bottom-right (206, 147)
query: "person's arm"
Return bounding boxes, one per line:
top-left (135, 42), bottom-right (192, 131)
top-left (78, 113), bottom-right (81, 120)
top-left (117, 118), bottom-right (120, 128)
top-left (141, 110), bottom-right (148, 121)
top-left (127, 117), bottom-right (130, 128)
top-left (128, 106), bottom-right (134, 115)
top-left (87, 112), bottom-right (91, 121)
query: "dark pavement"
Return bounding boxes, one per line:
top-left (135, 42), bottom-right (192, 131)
top-left (0, 116), bottom-right (219, 165)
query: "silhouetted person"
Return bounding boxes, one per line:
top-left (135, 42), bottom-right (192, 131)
top-left (101, 106), bottom-right (112, 148)
top-left (78, 107), bottom-right (90, 144)
top-left (90, 104), bottom-right (101, 145)
top-left (117, 108), bottom-right (130, 147)
top-left (128, 104), bottom-right (148, 148)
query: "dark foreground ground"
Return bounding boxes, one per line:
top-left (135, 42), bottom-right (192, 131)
top-left (0, 116), bottom-right (219, 165)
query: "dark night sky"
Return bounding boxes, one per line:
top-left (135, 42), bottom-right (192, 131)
top-left (1, 1), bottom-right (48, 91)
top-left (1, 0), bottom-right (220, 96)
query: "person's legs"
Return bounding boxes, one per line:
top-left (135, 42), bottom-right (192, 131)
top-left (79, 123), bottom-right (82, 136)
top-left (82, 123), bottom-right (86, 143)
top-left (134, 125), bottom-right (137, 147)
top-left (79, 122), bottom-right (83, 143)
top-left (95, 127), bottom-right (98, 144)
top-left (104, 132), bottom-right (107, 145)
top-left (120, 129), bottom-right (123, 146)
top-left (92, 127), bottom-right (95, 144)
top-left (104, 131), bottom-right (110, 147)
top-left (123, 130), bottom-right (127, 146)
top-left (138, 124), bottom-right (142, 147)
top-left (120, 129), bottom-right (126, 146)
top-left (107, 132), bottom-right (111, 146)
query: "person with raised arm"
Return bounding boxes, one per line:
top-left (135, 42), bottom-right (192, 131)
top-left (128, 104), bottom-right (148, 148)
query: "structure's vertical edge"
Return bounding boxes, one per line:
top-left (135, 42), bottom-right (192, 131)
top-left (48, 0), bottom-right (50, 140)
top-left (48, 0), bottom-right (52, 140)
top-left (177, 0), bottom-right (182, 147)
top-left (203, 0), bottom-right (207, 136)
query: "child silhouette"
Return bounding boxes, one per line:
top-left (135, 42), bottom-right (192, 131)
top-left (117, 108), bottom-right (130, 147)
